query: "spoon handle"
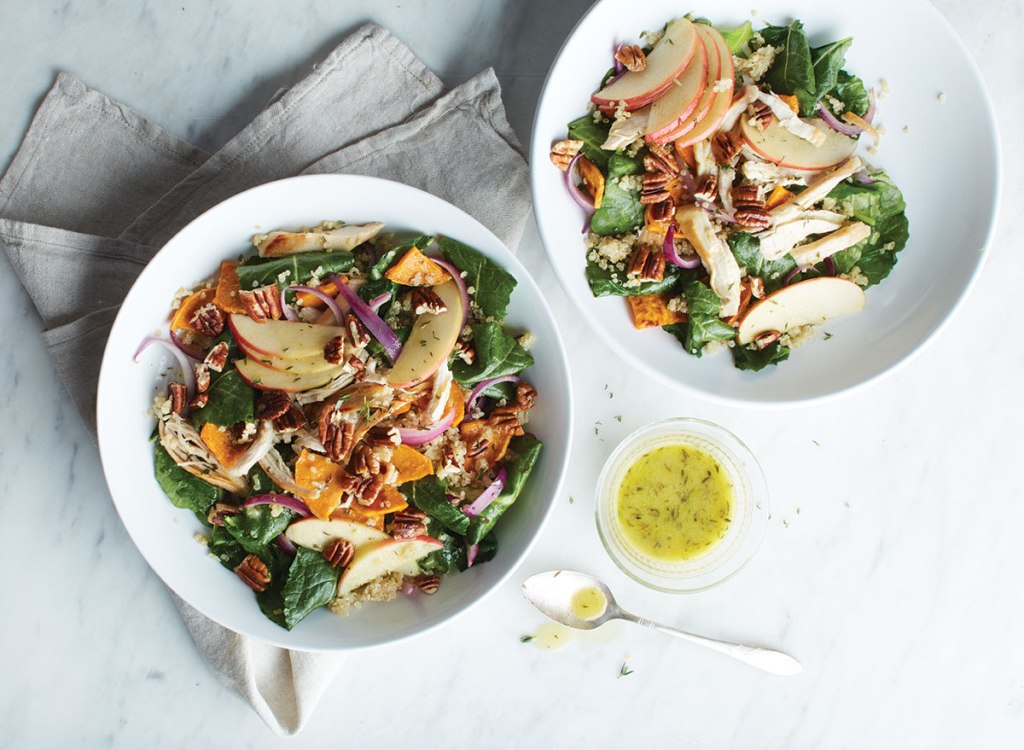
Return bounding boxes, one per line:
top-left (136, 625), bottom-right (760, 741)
top-left (619, 613), bottom-right (803, 676)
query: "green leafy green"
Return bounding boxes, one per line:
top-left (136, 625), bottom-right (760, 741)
top-left (153, 442), bottom-right (223, 522)
top-left (760, 21), bottom-right (817, 115)
top-left (567, 114), bottom-right (611, 169)
top-left (222, 504), bottom-right (294, 555)
top-left (731, 341), bottom-right (791, 371)
top-left (585, 259), bottom-right (685, 297)
top-left (402, 475), bottom-right (470, 536)
top-left (810, 38), bottom-right (852, 107)
top-left (590, 154), bottom-right (645, 237)
top-left (366, 324), bottom-right (410, 363)
top-left (451, 323), bottom-right (534, 387)
top-left (358, 277), bottom-right (397, 318)
top-left (720, 21), bottom-right (753, 54)
top-left (829, 70), bottom-right (870, 116)
top-left (728, 232), bottom-right (797, 294)
top-left (236, 251), bottom-right (355, 291)
top-left (438, 236), bottom-right (517, 321)
top-left (466, 435), bottom-right (543, 545)
top-left (280, 548), bottom-right (340, 630)
top-left (663, 281), bottom-right (737, 357)
top-left (418, 523), bottom-right (466, 575)
top-left (370, 234), bottom-right (434, 281)
top-left (254, 545), bottom-right (294, 629)
top-left (247, 464), bottom-right (280, 495)
top-left (827, 172), bottom-right (909, 286)
top-left (191, 369), bottom-right (255, 429)
top-left (207, 526), bottom-right (247, 570)
top-left (467, 533), bottom-right (499, 569)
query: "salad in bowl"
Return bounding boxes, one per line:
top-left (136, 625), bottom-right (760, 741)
top-left (135, 221), bottom-right (542, 631)
top-left (550, 14), bottom-right (908, 371)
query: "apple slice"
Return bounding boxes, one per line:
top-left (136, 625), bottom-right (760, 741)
top-left (740, 117), bottom-right (858, 170)
top-left (337, 536), bottom-right (443, 595)
top-left (592, 17), bottom-right (699, 112)
top-left (647, 26), bottom-right (720, 144)
top-left (285, 517), bottom-right (389, 552)
top-left (669, 25), bottom-right (736, 148)
top-left (235, 356), bottom-right (345, 392)
top-left (737, 277), bottom-right (866, 345)
top-left (386, 279), bottom-right (464, 388)
top-left (246, 350), bottom-right (341, 375)
top-left (644, 35), bottom-right (709, 142)
top-left (229, 315), bottom-right (346, 359)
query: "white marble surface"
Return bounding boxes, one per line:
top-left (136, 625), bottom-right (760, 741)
top-left (0, 0), bottom-right (1021, 747)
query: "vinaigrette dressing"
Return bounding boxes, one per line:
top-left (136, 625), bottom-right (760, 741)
top-left (615, 444), bottom-right (732, 562)
top-left (569, 586), bottom-right (607, 621)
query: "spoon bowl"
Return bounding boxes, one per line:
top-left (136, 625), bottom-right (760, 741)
top-left (522, 570), bottom-right (803, 676)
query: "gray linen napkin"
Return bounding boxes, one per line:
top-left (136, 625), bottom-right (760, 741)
top-left (0, 22), bottom-right (530, 735)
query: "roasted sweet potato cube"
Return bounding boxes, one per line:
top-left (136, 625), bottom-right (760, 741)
top-left (626, 294), bottom-right (686, 330)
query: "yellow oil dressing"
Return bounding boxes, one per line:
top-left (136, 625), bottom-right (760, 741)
top-left (615, 444), bottom-right (732, 561)
top-left (533, 622), bottom-right (574, 650)
top-left (569, 586), bottom-right (607, 622)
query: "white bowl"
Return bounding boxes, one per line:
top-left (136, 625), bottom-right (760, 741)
top-left (96, 175), bottom-right (573, 651)
top-left (531, 0), bottom-right (1000, 405)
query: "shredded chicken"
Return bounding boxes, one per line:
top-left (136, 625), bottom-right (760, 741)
top-left (602, 106), bottom-right (650, 151)
top-left (790, 222), bottom-right (872, 265)
top-left (424, 362), bottom-right (453, 425)
top-left (719, 85), bottom-right (760, 132)
top-left (158, 412), bottom-right (248, 493)
top-left (754, 90), bottom-right (826, 147)
top-left (253, 222), bottom-right (384, 258)
top-left (757, 211), bottom-right (848, 260)
top-left (771, 157), bottom-right (862, 224)
top-left (675, 205), bottom-right (743, 317)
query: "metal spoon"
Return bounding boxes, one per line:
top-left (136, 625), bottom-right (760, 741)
top-left (521, 570), bottom-right (803, 676)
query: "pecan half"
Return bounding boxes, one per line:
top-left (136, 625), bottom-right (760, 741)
top-left (748, 100), bottom-right (773, 131)
top-left (168, 382), bottom-right (187, 416)
top-left (365, 425), bottom-right (401, 447)
top-left (549, 139), bottom-right (583, 171)
top-left (345, 313), bottom-right (371, 349)
top-left (354, 473), bottom-right (386, 507)
top-left (195, 363), bottom-right (211, 394)
top-left (753, 330), bottom-right (782, 349)
top-left (646, 199), bottom-right (676, 224)
top-left (323, 335), bottom-right (345, 365)
top-left (346, 354), bottom-right (367, 380)
top-left (615, 44), bottom-right (647, 72)
top-left (414, 574), bottom-right (441, 595)
top-left (734, 207), bottom-right (772, 230)
top-left (272, 405), bottom-right (306, 432)
top-left (190, 304), bottom-right (224, 336)
top-left (322, 539), bottom-right (355, 569)
top-left (748, 276), bottom-right (766, 300)
top-left (642, 172), bottom-right (671, 192)
top-left (626, 244), bottom-right (666, 282)
top-left (731, 184), bottom-right (765, 209)
top-left (489, 407), bottom-right (525, 437)
top-left (515, 382), bottom-right (537, 410)
top-left (712, 131), bottom-right (741, 165)
top-left (349, 444), bottom-right (381, 477)
top-left (234, 554), bottom-right (271, 592)
top-left (189, 392), bottom-right (209, 410)
top-left (207, 501), bottom-right (241, 526)
top-left (640, 187), bottom-right (672, 205)
top-left (318, 404), bottom-right (356, 463)
top-left (204, 341), bottom-right (230, 372)
top-left (388, 513), bottom-right (428, 539)
top-left (453, 341), bottom-right (476, 365)
top-left (464, 435), bottom-right (490, 460)
top-left (643, 152), bottom-right (678, 177)
top-left (239, 285), bottom-right (283, 323)
top-left (411, 287), bottom-right (447, 315)
top-left (693, 172), bottom-right (718, 203)
top-left (255, 390), bottom-right (291, 421)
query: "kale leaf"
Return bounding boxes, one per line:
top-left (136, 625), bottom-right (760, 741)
top-left (438, 235), bottom-right (517, 321)
top-left (663, 280), bottom-right (737, 357)
top-left (586, 259), bottom-right (685, 297)
top-left (731, 341), bottom-right (792, 371)
top-left (829, 70), bottom-right (870, 116)
top-left (153, 442), bottom-right (223, 523)
top-left (222, 504), bottom-right (294, 555)
top-left (236, 251), bottom-right (355, 291)
top-left (207, 526), bottom-right (248, 570)
top-left (280, 548), bottom-right (340, 629)
top-left (451, 322), bottom-right (534, 387)
top-left (402, 475), bottom-right (470, 536)
top-left (590, 154), bottom-right (645, 236)
top-left (191, 369), bottom-right (255, 430)
top-left (760, 21), bottom-right (817, 115)
top-left (728, 231), bottom-right (796, 294)
top-left (567, 114), bottom-right (611, 170)
top-left (827, 172), bottom-right (909, 285)
top-left (417, 522), bottom-right (466, 575)
top-left (810, 38), bottom-right (853, 107)
top-left (466, 435), bottom-right (543, 545)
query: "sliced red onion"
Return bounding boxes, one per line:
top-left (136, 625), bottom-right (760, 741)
top-left (563, 153), bottom-right (596, 214)
top-left (400, 580), bottom-right (417, 596)
top-left (368, 292), bottom-right (391, 313)
top-left (134, 335), bottom-right (196, 394)
top-left (663, 224), bottom-right (702, 269)
top-left (333, 276), bottom-right (402, 363)
top-left (823, 256), bottom-right (836, 276)
top-left (853, 170), bottom-right (877, 185)
top-left (279, 288), bottom-right (301, 322)
top-left (430, 257), bottom-right (470, 328)
top-left (243, 493), bottom-right (312, 517)
top-left (783, 265), bottom-right (815, 285)
top-left (467, 375), bottom-right (520, 413)
top-left (289, 285), bottom-right (344, 324)
top-left (397, 408), bottom-right (455, 447)
top-left (678, 165), bottom-right (697, 196)
top-left (582, 214), bottom-right (592, 235)
top-left (463, 466), bottom-right (507, 518)
top-left (169, 329), bottom-right (203, 360)
top-left (817, 103), bottom-right (862, 137)
top-left (275, 534), bottom-right (297, 556)
top-left (613, 42), bottom-right (625, 74)
top-left (466, 543), bottom-right (479, 568)
top-left (698, 201), bottom-right (738, 224)
top-left (864, 89), bottom-right (877, 123)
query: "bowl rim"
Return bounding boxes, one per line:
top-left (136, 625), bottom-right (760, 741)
top-left (529, 0), bottom-right (1002, 408)
top-left (96, 173), bottom-right (575, 650)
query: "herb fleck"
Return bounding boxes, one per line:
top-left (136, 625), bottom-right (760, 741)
top-left (618, 663), bottom-right (634, 678)
top-left (520, 635), bottom-right (535, 643)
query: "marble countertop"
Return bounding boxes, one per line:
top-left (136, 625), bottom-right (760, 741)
top-left (1, 0), bottom-right (1021, 747)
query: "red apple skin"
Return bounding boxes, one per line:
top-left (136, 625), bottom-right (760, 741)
top-left (228, 315), bottom-right (275, 359)
top-left (592, 19), bottom-right (700, 113)
top-left (647, 25), bottom-right (723, 144)
top-left (644, 39), bottom-right (710, 142)
top-left (670, 26), bottom-right (736, 149)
